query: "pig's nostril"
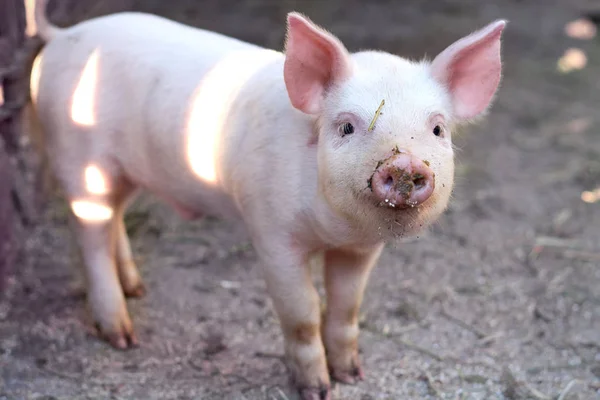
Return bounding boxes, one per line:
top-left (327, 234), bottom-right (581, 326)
top-left (384, 176), bottom-right (394, 189)
top-left (413, 174), bottom-right (426, 190)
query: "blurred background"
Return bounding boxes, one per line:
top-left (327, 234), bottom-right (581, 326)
top-left (1, 0), bottom-right (599, 399)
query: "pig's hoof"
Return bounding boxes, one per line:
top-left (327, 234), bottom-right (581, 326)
top-left (299, 384), bottom-right (331, 400)
top-left (104, 330), bottom-right (139, 350)
top-left (330, 362), bottom-right (364, 385)
top-left (123, 282), bottom-right (146, 298)
top-left (95, 323), bottom-right (139, 350)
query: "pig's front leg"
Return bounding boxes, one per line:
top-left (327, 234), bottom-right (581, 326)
top-left (322, 244), bottom-right (384, 384)
top-left (257, 242), bottom-right (331, 400)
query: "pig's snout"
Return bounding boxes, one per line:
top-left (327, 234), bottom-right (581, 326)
top-left (370, 153), bottom-right (435, 208)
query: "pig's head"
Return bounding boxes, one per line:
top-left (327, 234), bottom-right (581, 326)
top-left (283, 13), bottom-right (506, 240)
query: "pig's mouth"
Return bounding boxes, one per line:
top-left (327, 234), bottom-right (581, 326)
top-left (374, 200), bottom-right (434, 240)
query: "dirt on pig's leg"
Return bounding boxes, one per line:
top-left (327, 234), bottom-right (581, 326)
top-left (113, 195), bottom-right (146, 298)
top-left (322, 244), bottom-right (383, 384)
top-left (255, 240), bottom-right (331, 400)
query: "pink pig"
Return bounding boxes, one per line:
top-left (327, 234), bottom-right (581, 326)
top-left (27, 0), bottom-right (505, 398)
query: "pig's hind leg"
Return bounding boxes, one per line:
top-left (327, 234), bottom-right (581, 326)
top-left (113, 195), bottom-right (146, 298)
top-left (62, 164), bottom-right (140, 349)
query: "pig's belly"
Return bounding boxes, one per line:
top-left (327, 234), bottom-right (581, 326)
top-left (141, 171), bottom-right (241, 222)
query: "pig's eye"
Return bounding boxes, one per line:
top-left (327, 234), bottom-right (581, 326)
top-left (433, 125), bottom-right (442, 137)
top-left (341, 122), bottom-right (354, 136)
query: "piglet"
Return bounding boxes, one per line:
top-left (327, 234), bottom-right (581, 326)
top-left (28, 0), bottom-right (505, 398)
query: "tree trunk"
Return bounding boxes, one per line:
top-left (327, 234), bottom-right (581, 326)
top-left (0, 0), bottom-right (43, 293)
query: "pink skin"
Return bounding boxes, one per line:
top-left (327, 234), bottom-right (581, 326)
top-left (369, 152), bottom-right (435, 209)
top-left (431, 20), bottom-right (506, 120)
top-left (284, 14), bottom-right (352, 114)
top-left (30, 0), bottom-right (506, 397)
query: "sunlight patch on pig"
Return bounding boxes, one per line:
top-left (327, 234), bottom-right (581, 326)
top-left (84, 164), bottom-right (109, 195)
top-left (185, 49), bottom-right (280, 184)
top-left (30, 53), bottom-right (44, 103)
top-left (71, 49), bottom-right (100, 127)
top-left (71, 200), bottom-right (113, 222)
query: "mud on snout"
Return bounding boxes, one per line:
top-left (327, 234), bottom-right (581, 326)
top-left (367, 148), bottom-right (435, 210)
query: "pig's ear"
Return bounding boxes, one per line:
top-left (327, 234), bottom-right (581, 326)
top-left (431, 20), bottom-right (507, 121)
top-left (283, 12), bottom-right (353, 115)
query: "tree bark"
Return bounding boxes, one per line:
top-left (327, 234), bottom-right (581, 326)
top-left (0, 0), bottom-right (43, 293)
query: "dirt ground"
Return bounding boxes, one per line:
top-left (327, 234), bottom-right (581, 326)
top-left (1, 0), bottom-right (600, 399)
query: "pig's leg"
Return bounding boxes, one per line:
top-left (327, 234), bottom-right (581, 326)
top-left (67, 178), bottom-right (138, 349)
top-left (114, 198), bottom-right (146, 298)
top-left (322, 244), bottom-right (384, 384)
top-left (256, 243), bottom-right (331, 400)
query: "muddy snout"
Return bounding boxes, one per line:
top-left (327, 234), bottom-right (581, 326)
top-left (369, 152), bottom-right (435, 208)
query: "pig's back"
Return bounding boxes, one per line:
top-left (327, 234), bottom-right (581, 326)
top-left (33, 11), bottom-right (261, 122)
top-left (32, 11), bottom-right (284, 218)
